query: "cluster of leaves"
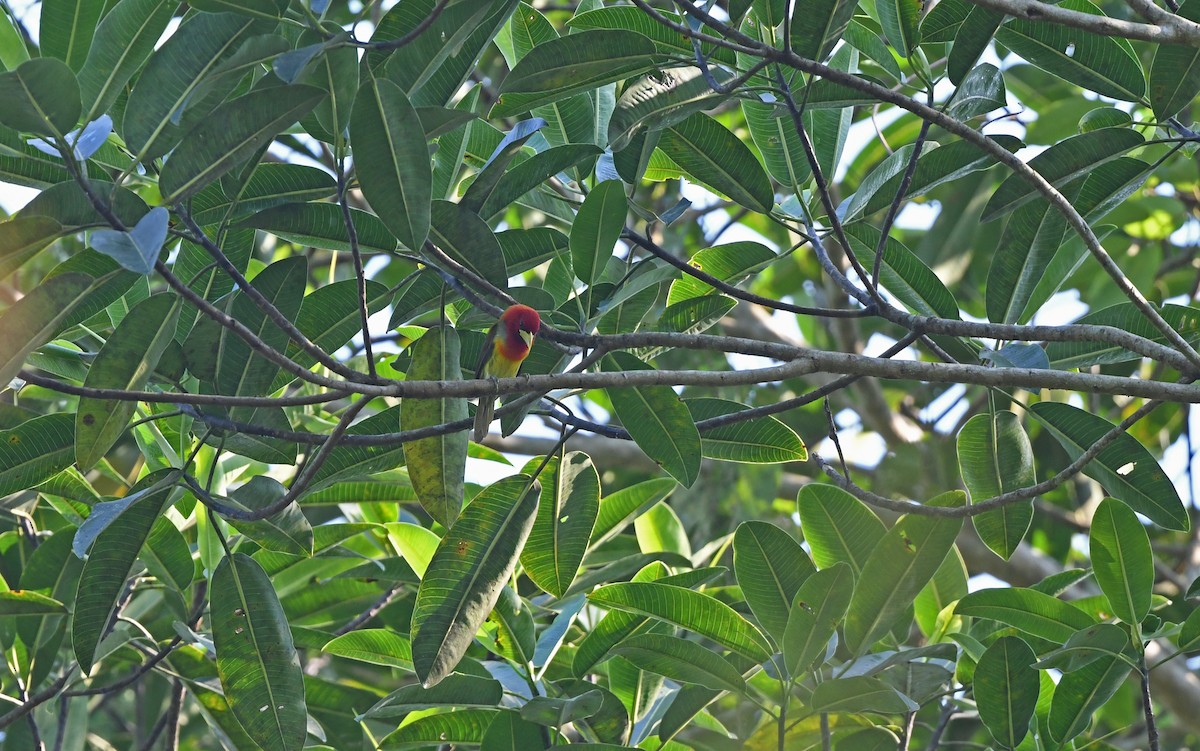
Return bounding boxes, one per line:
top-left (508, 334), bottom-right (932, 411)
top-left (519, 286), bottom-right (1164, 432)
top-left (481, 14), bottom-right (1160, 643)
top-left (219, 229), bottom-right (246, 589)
top-left (2, 0), bottom-right (1200, 749)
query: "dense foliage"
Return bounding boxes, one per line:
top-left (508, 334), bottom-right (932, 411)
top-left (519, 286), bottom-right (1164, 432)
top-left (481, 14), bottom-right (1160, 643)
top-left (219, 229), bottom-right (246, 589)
top-left (2, 0), bottom-right (1200, 748)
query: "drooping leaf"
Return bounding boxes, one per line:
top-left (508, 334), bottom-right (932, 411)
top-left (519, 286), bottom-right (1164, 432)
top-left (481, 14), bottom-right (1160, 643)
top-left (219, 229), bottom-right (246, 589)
top-left (520, 451), bottom-right (600, 598)
top-left (658, 113), bottom-right (774, 213)
top-left (411, 475), bottom-right (540, 687)
top-left (876, 0), bottom-right (922, 57)
top-left (974, 636), bottom-right (1040, 749)
top-left (1150, 0), bottom-right (1200, 118)
top-left (76, 294), bottom-right (180, 470)
top-left (1089, 497), bottom-right (1153, 624)
top-left (957, 411), bottom-right (1035, 560)
top-left (733, 520), bottom-right (815, 642)
top-left (212, 552), bottom-right (307, 751)
top-left (427, 200), bottom-right (508, 288)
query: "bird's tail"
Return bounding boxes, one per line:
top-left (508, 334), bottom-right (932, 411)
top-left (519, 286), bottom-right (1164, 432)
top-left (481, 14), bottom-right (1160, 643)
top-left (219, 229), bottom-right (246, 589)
top-left (473, 398), bottom-right (494, 443)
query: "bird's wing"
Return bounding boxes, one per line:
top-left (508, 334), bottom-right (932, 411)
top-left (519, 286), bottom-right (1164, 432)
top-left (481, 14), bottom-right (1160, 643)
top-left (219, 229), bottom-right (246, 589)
top-left (475, 322), bottom-right (500, 379)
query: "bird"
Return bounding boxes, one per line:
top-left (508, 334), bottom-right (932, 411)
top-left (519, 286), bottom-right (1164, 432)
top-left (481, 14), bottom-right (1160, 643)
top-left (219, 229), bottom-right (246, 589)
top-left (473, 304), bottom-right (541, 443)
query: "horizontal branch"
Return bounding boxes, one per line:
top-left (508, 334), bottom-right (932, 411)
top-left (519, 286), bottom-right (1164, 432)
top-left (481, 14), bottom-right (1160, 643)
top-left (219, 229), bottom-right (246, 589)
top-left (966, 0), bottom-right (1200, 44)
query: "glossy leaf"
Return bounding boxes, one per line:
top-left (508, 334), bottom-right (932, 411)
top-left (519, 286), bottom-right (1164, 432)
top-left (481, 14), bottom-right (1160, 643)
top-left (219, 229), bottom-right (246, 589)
top-left (351, 77), bottom-right (431, 251)
top-left (521, 451), bottom-right (600, 598)
top-left (379, 709), bottom-right (497, 749)
top-left (77, 0), bottom-right (172, 116)
top-left (571, 180), bottom-right (626, 294)
top-left (956, 587), bottom-right (1095, 641)
top-left (733, 520), bottom-right (815, 642)
top-left (686, 398), bottom-right (803, 464)
top-left (797, 484), bottom-right (887, 576)
top-left (658, 113), bottom-right (774, 213)
top-left (401, 326), bottom-right (468, 528)
top-left (844, 491), bottom-right (964, 654)
top-left (975, 636), bottom-right (1039, 749)
top-left (411, 475), bottom-right (540, 687)
top-left (212, 553), bottom-right (307, 751)
top-left (323, 629), bottom-right (414, 671)
top-left (362, 673), bottom-right (502, 718)
top-left (76, 294), bottom-right (180, 470)
top-left (588, 581), bottom-right (773, 662)
top-left (602, 352), bottom-right (701, 487)
top-left (1089, 497), bottom-right (1153, 624)
top-left (1029, 401), bottom-right (1188, 531)
top-left (0, 58), bottom-right (81, 136)
top-left (957, 411), bottom-right (1035, 560)
top-left (783, 561), bottom-right (854, 674)
top-left (613, 634), bottom-right (747, 694)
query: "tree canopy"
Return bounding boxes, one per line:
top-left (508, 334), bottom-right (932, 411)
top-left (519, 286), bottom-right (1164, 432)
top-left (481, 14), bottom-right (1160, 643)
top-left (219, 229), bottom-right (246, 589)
top-left (2, 0), bottom-right (1200, 749)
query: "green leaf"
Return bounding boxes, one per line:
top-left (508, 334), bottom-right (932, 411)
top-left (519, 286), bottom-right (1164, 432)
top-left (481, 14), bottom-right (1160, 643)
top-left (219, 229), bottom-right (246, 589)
top-left (658, 113), bottom-right (774, 213)
top-left (956, 587), bottom-right (1095, 642)
top-left (76, 294), bottom-right (180, 470)
top-left (733, 520), bottom-right (815, 642)
top-left (159, 84), bottom-right (324, 203)
top-left (0, 4), bottom-right (29, 70)
top-left (1028, 401), bottom-right (1188, 531)
top-left (948, 7), bottom-right (1004, 85)
top-left (0, 590), bottom-right (66, 616)
top-left (877, 0), bottom-right (922, 57)
top-left (995, 0), bottom-right (1145, 102)
top-left (520, 451), bottom-right (600, 598)
top-left (588, 581), bottom-right (773, 662)
top-left (957, 411), bottom-right (1035, 560)
top-left (986, 198), bottom-right (1070, 324)
top-left (479, 143), bottom-right (602, 220)
top-left (810, 676), bottom-right (919, 714)
top-left (613, 634), bottom-right (747, 694)
top-left (305, 406), bottom-right (407, 491)
top-left (844, 491), bottom-right (964, 655)
top-left (922, 0), bottom-right (971, 40)
top-left (1089, 498), bottom-right (1153, 624)
top-left (323, 628), bottom-right (414, 671)
top-left (411, 475), bottom-right (540, 687)
top-left (189, 0), bottom-right (286, 19)
top-left (122, 12), bottom-right (270, 159)
top-left (841, 224), bottom-right (961, 319)
top-left (666, 242), bottom-right (776, 305)
top-left (351, 77), bottom-right (431, 251)
top-left (0, 272), bottom-right (94, 387)
top-left (946, 63), bottom-right (1007, 120)
top-left (1034, 623), bottom-right (1132, 672)
top-left (379, 709), bottom-right (497, 749)
top-left (362, 673), bottom-right (502, 719)
top-left (608, 67), bottom-right (731, 152)
top-left (1046, 651), bottom-right (1132, 743)
top-left (975, 636), bottom-right (1039, 749)
top-left (1150, 0), bottom-right (1200, 118)
top-left (789, 0), bottom-right (858, 62)
top-left (983, 128), bottom-right (1143, 221)
top-left (272, 278), bottom-right (390, 389)
top-left (590, 478), bottom-right (678, 547)
top-left (0, 58), bottom-right (81, 136)
top-left (428, 200), bottom-right (508, 288)
top-left (602, 352), bottom-right (701, 487)
top-left (212, 553), bottom-right (307, 751)
top-left (567, 7), bottom-right (736, 67)
top-left (492, 29), bottom-right (664, 118)
top-left (1045, 303), bottom-right (1200, 368)
top-left (483, 711), bottom-right (546, 750)
top-left (40, 0), bottom-right (103, 71)
top-left (634, 500), bottom-right (691, 558)
top-left (72, 472), bottom-right (173, 672)
top-left (401, 326), bottom-right (469, 528)
top-left (226, 476), bottom-right (314, 556)
top-left (0, 215), bottom-right (63, 281)
top-left (796, 484), bottom-right (887, 576)
top-left (237, 202), bottom-right (398, 254)
top-left (571, 179), bottom-right (627, 294)
top-left (783, 561), bottom-right (854, 674)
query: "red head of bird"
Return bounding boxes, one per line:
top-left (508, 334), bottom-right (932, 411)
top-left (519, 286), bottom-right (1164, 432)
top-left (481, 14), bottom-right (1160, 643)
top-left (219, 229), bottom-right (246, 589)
top-left (496, 304), bottom-right (541, 361)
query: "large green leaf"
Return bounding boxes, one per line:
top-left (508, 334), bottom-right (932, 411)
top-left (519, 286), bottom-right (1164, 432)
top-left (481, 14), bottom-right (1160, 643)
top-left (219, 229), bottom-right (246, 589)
top-left (411, 475), bottom-right (540, 687)
top-left (159, 85), bottom-right (325, 202)
top-left (521, 452), bottom-right (600, 598)
top-left (841, 224), bottom-right (960, 319)
top-left (305, 406), bottom-right (407, 491)
top-left (877, 0), bottom-right (922, 57)
top-left (986, 197), bottom-right (1070, 324)
top-left (401, 326), bottom-right (468, 528)
top-left (568, 7), bottom-right (736, 66)
top-left (379, 709), bottom-right (497, 749)
top-left (0, 58), bottom-right (81, 136)
top-left (588, 581), bottom-right (772, 662)
top-left (658, 113), bottom-right (774, 213)
top-left (1089, 498), bottom-right (1153, 625)
top-left (76, 294), bottom-right (180, 470)
top-left (237, 202), bottom-right (398, 254)
top-left (995, 0), bottom-right (1146, 102)
top-left (363, 673), bottom-right (501, 718)
top-left (40, 0), bottom-right (102, 71)
top-left (733, 521), bottom-right (814, 642)
top-left (226, 476), bottom-right (314, 556)
top-left (323, 629), bottom-right (414, 671)
top-left (0, 215), bottom-right (63, 281)
top-left (0, 414), bottom-right (75, 501)
top-left (122, 12), bottom-right (270, 159)
top-left (613, 634), bottom-right (747, 694)
top-left (351, 77), bottom-right (431, 252)
top-left (492, 29), bottom-right (664, 118)
top-left (686, 398), bottom-right (807, 464)
top-left (428, 200), bottom-right (507, 288)
top-left (796, 484), bottom-right (887, 576)
top-left (974, 636), bottom-right (1040, 749)
top-left (956, 587), bottom-right (1095, 642)
top-left (1150, 0), bottom-right (1200, 118)
top-left (212, 552), bottom-right (307, 751)
top-left (602, 352), bottom-right (701, 488)
top-left (810, 676), bottom-right (919, 714)
top-left (1046, 651), bottom-right (1132, 743)
top-left (607, 67), bottom-right (731, 152)
top-left (590, 478), bottom-right (677, 547)
top-left (0, 272), bottom-right (94, 387)
top-left (783, 561), bottom-right (854, 675)
top-left (957, 411), bottom-right (1035, 560)
top-left (1028, 401), bottom-right (1188, 531)
top-left (947, 6), bottom-right (1004, 84)
top-left (789, 0), bottom-right (858, 62)
top-left (666, 242), bottom-right (776, 305)
top-left (78, 0), bottom-right (174, 123)
top-left (571, 180), bottom-right (626, 295)
top-left (844, 491), bottom-right (964, 654)
top-left (72, 472), bottom-right (173, 672)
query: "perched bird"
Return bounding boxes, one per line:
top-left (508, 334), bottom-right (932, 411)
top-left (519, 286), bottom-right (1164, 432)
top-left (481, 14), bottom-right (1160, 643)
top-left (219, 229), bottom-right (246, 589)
top-left (473, 304), bottom-right (541, 442)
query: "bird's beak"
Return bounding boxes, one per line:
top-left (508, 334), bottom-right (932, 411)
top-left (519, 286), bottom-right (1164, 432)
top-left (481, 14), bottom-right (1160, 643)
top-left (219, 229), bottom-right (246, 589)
top-left (520, 330), bottom-right (534, 348)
